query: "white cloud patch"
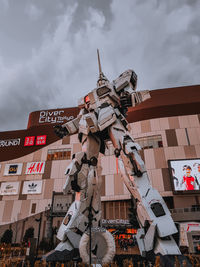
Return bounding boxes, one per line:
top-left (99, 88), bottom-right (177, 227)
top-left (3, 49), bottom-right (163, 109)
top-left (0, 0), bottom-right (200, 131)
top-left (25, 3), bottom-right (43, 20)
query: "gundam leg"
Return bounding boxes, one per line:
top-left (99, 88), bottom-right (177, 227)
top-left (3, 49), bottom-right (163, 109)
top-left (46, 133), bottom-right (102, 262)
top-left (109, 119), bottom-right (181, 258)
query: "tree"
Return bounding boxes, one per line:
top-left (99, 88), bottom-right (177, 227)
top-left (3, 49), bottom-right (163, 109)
top-left (23, 227), bottom-right (34, 243)
top-left (1, 229), bottom-right (13, 244)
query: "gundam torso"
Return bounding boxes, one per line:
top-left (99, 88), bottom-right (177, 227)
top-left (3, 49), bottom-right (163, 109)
top-left (77, 69), bottom-right (136, 137)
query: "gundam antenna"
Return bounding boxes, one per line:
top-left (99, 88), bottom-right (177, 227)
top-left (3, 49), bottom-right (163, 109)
top-left (97, 49), bottom-right (108, 86)
top-left (97, 49), bottom-right (103, 76)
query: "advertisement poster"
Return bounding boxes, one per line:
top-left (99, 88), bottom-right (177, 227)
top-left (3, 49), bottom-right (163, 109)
top-left (4, 163), bottom-right (23, 176)
top-left (0, 182), bottom-right (20, 195)
top-left (169, 159), bottom-right (200, 192)
top-left (26, 162), bottom-right (45, 175)
top-left (22, 180), bottom-right (43, 194)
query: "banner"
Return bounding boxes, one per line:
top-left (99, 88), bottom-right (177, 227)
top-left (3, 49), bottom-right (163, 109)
top-left (26, 162), bottom-right (45, 175)
top-left (0, 182), bottom-right (20, 195)
top-left (169, 159), bottom-right (200, 193)
top-left (4, 163), bottom-right (23, 176)
top-left (22, 180), bottom-right (43, 194)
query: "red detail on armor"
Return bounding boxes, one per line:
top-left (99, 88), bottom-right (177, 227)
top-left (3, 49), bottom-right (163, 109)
top-left (85, 95), bottom-right (90, 103)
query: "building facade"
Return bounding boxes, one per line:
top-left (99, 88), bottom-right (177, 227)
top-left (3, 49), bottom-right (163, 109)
top-left (0, 85), bottom-right (200, 252)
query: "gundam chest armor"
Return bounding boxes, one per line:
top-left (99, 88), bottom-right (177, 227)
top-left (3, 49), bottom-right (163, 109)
top-left (47, 51), bottom-right (183, 266)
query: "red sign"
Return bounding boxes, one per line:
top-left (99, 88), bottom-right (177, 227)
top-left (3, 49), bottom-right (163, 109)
top-left (36, 135), bottom-right (47, 145)
top-left (26, 162), bottom-right (45, 174)
top-left (24, 136), bottom-right (35, 146)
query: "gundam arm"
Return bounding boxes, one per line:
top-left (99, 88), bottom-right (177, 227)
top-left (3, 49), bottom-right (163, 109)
top-left (113, 69), bottom-right (151, 109)
top-left (109, 119), bottom-right (181, 257)
top-left (54, 109), bottom-right (85, 138)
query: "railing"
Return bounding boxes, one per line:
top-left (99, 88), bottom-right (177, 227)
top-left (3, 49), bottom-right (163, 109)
top-left (170, 207), bottom-right (200, 214)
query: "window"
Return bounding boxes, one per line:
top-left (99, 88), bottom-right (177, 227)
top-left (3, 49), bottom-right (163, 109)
top-left (31, 203), bottom-right (36, 214)
top-left (103, 200), bottom-right (130, 220)
top-left (47, 148), bottom-right (71, 161)
top-left (135, 135), bottom-right (163, 150)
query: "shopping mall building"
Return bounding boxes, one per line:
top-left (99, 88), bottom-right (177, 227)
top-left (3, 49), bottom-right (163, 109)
top-left (0, 85), bottom-right (200, 253)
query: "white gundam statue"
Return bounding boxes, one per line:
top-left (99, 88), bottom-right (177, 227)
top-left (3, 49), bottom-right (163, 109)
top-left (46, 51), bottom-right (181, 265)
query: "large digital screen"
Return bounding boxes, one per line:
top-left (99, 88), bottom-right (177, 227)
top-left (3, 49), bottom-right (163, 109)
top-left (168, 159), bottom-right (200, 194)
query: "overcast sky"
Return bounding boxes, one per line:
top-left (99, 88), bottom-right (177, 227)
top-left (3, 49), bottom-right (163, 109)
top-left (0, 0), bottom-right (200, 131)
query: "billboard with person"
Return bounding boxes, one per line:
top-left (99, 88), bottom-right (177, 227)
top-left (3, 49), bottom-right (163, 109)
top-left (168, 159), bottom-right (200, 194)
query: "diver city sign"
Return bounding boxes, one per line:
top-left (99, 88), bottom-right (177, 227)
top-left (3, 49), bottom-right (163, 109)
top-left (39, 110), bottom-right (74, 124)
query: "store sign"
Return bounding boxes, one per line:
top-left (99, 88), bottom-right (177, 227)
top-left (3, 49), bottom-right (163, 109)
top-left (0, 138), bottom-right (20, 147)
top-left (26, 162), bottom-right (45, 174)
top-left (0, 182), bottom-right (19, 195)
top-left (102, 219), bottom-right (130, 225)
top-left (36, 135), bottom-right (46, 145)
top-left (22, 180), bottom-right (43, 194)
top-left (4, 163), bottom-right (23, 176)
top-left (39, 110), bottom-right (74, 124)
top-left (168, 159), bottom-right (200, 193)
top-left (180, 222), bottom-right (200, 247)
top-left (24, 136), bottom-right (35, 146)
top-left (24, 135), bottom-right (47, 146)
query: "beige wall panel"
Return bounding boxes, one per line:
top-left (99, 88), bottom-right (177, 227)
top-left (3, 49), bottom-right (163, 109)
top-left (101, 156), bottom-right (110, 175)
top-left (161, 131), bottom-right (168, 147)
top-left (0, 201), bottom-right (5, 222)
top-left (150, 118), bottom-right (161, 131)
top-left (2, 195), bottom-right (19, 201)
top-left (161, 168), bottom-right (172, 191)
top-left (33, 149), bottom-right (42, 161)
top-left (164, 147), bottom-right (175, 160)
top-left (188, 115), bottom-right (199, 127)
top-left (105, 175), bottom-right (114, 196)
top-left (174, 196), bottom-right (196, 208)
top-left (187, 128), bottom-right (200, 145)
top-left (176, 129), bottom-right (188, 146)
top-left (123, 183), bottom-right (130, 196)
top-left (141, 120), bottom-right (151, 133)
top-left (50, 161), bottom-right (61, 179)
top-left (2, 200), bottom-right (14, 222)
top-left (0, 176), bottom-right (18, 182)
top-left (53, 178), bottom-right (64, 192)
top-left (131, 122), bottom-right (142, 135)
top-left (150, 169), bottom-right (164, 192)
top-left (41, 147), bottom-right (48, 161)
top-left (144, 149), bottom-right (156, 169)
top-left (159, 118), bottom-right (170, 130)
top-left (154, 148), bottom-right (167, 168)
top-left (70, 134), bottom-right (79, 144)
top-left (114, 174), bottom-right (124, 195)
top-left (184, 146), bottom-right (197, 158)
top-left (195, 145), bottom-right (200, 157)
top-left (12, 200), bottom-right (22, 221)
top-left (109, 155), bottom-right (117, 175)
top-left (20, 200), bottom-right (31, 218)
top-left (72, 143), bottom-right (82, 154)
top-left (101, 175), bottom-right (105, 196)
top-left (26, 174), bottom-right (42, 181)
top-left (62, 136), bottom-right (70, 145)
top-left (37, 199), bottom-right (51, 213)
top-left (168, 117), bottom-right (180, 129)
top-left (178, 116), bottom-right (190, 128)
top-left (173, 146), bottom-right (185, 159)
top-left (58, 160), bottom-right (71, 179)
top-left (43, 179), bottom-right (54, 199)
top-left (23, 152), bottom-right (34, 163)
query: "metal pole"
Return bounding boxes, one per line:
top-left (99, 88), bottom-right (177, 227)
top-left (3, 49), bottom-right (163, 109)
top-left (36, 213), bottom-right (42, 259)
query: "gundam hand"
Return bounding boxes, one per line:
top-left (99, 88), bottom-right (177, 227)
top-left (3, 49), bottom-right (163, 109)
top-left (54, 125), bottom-right (69, 138)
top-left (120, 92), bottom-right (132, 108)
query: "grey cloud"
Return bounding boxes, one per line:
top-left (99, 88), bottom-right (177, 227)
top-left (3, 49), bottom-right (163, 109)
top-left (0, 0), bottom-right (200, 131)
